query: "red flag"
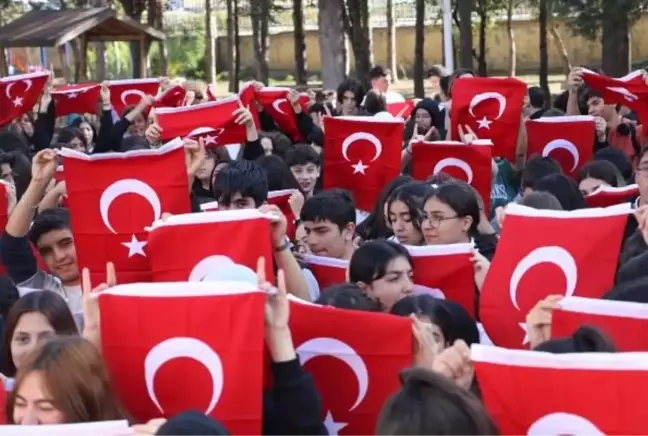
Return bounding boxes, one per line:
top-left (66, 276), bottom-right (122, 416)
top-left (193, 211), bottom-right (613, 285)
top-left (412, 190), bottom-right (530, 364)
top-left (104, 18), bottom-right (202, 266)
top-left (256, 87), bottom-right (310, 141)
top-left (154, 84), bottom-right (187, 109)
top-left (584, 184), bottom-right (639, 208)
top-left (100, 282), bottom-right (265, 434)
top-left (0, 71), bottom-right (50, 128)
top-left (581, 68), bottom-right (648, 128)
top-left (156, 96), bottom-right (247, 146)
top-left (525, 116), bottom-right (595, 178)
top-left (200, 201), bottom-right (219, 211)
top-left (267, 189), bottom-right (296, 240)
top-left (0, 420), bottom-right (131, 435)
top-left (405, 243), bottom-right (476, 317)
top-left (386, 100), bottom-right (415, 118)
top-left (146, 209), bottom-right (274, 283)
top-left (552, 296), bottom-right (648, 351)
top-left (108, 78), bottom-right (160, 116)
top-left (323, 116), bottom-right (404, 212)
top-left (480, 203), bottom-right (630, 348)
top-left (59, 139), bottom-right (191, 284)
top-left (411, 140), bottom-right (493, 213)
top-left (52, 83), bottom-right (101, 117)
top-left (472, 344), bottom-right (648, 435)
top-left (289, 298), bottom-right (412, 435)
top-left (302, 254), bottom-right (348, 291)
top-left (450, 77), bottom-right (526, 161)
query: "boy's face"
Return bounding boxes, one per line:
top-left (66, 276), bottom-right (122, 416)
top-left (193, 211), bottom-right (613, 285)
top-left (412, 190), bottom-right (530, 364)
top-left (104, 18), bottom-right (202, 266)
top-left (218, 192), bottom-right (257, 210)
top-left (290, 163), bottom-right (320, 195)
top-left (303, 218), bottom-right (353, 259)
top-left (37, 228), bottom-right (79, 284)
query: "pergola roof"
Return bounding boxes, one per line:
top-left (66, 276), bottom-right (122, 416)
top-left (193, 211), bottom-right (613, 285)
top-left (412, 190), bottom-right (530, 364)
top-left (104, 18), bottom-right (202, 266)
top-left (0, 7), bottom-right (165, 48)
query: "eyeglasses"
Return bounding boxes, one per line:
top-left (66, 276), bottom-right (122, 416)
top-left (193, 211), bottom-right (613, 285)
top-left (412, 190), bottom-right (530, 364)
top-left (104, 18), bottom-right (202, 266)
top-left (421, 212), bottom-right (459, 228)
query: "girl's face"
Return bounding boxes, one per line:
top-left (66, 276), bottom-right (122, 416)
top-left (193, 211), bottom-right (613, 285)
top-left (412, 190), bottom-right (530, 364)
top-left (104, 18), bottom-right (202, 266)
top-left (388, 200), bottom-right (423, 245)
top-left (414, 108), bottom-right (433, 132)
top-left (293, 222), bottom-right (310, 255)
top-left (417, 315), bottom-right (447, 356)
top-left (260, 137), bottom-right (273, 156)
top-left (129, 114), bottom-right (147, 137)
top-left (66, 136), bottom-right (85, 153)
top-left (421, 197), bottom-right (472, 245)
top-left (11, 312), bottom-right (56, 371)
top-left (196, 153), bottom-right (216, 182)
top-left (579, 177), bottom-right (609, 196)
top-left (13, 371), bottom-right (65, 425)
top-left (361, 256), bottom-right (414, 311)
top-left (79, 122), bottom-right (94, 145)
top-left (19, 115), bottom-right (33, 137)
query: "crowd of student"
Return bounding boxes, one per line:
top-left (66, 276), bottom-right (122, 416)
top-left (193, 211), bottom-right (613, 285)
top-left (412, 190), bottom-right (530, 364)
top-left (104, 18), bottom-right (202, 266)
top-left (0, 61), bottom-right (646, 435)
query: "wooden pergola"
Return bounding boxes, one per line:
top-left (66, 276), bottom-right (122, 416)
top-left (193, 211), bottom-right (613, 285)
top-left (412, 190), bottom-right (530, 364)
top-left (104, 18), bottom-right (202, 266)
top-left (0, 7), bottom-right (165, 79)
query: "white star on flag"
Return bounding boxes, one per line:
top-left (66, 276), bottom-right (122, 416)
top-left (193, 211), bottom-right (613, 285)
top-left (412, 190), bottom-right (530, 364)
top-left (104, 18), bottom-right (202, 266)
top-left (204, 135), bottom-right (217, 145)
top-left (476, 116), bottom-right (492, 129)
top-left (520, 322), bottom-right (530, 346)
top-left (323, 411), bottom-right (347, 435)
top-left (12, 97), bottom-right (23, 107)
top-left (67, 92), bottom-right (79, 99)
top-left (122, 234), bottom-right (147, 257)
top-left (351, 160), bottom-right (369, 174)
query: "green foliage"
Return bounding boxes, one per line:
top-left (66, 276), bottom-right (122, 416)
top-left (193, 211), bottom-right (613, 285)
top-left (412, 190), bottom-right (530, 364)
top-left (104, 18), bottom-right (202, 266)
top-left (553, 0), bottom-right (648, 40)
top-left (149, 35), bottom-right (206, 79)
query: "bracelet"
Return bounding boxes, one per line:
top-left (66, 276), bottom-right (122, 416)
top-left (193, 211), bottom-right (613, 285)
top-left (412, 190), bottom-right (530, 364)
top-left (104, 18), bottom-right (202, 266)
top-left (275, 237), bottom-right (292, 252)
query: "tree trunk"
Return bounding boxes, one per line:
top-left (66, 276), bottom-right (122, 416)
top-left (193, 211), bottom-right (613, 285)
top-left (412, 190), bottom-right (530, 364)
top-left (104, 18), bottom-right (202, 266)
top-left (457, 0), bottom-right (473, 70)
top-left (506, 0), bottom-right (516, 76)
top-left (549, 24), bottom-right (571, 76)
top-left (318, 0), bottom-right (347, 89)
top-left (120, 0), bottom-right (145, 77)
top-left (234, 0), bottom-right (241, 91)
top-left (205, 0), bottom-right (216, 83)
top-left (72, 40), bottom-right (82, 82)
top-left (227, 0), bottom-right (239, 92)
top-left (251, 0), bottom-right (270, 83)
top-left (477, 3), bottom-right (487, 76)
top-left (601, 11), bottom-right (630, 77)
top-left (386, 0), bottom-right (398, 82)
top-left (292, 0), bottom-right (308, 86)
top-left (342, 0), bottom-right (372, 87)
top-left (539, 0), bottom-right (550, 108)
top-left (413, 0), bottom-right (425, 97)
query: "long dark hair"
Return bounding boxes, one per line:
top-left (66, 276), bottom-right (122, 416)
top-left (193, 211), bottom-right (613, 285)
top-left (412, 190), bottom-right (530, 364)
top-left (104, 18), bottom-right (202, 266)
top-left (2, 291), bottom-right (79, 376)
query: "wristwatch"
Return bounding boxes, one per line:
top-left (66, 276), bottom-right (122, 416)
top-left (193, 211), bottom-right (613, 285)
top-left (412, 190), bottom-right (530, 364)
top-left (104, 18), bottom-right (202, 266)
top-left (275, 237), bottom-right (292, 252)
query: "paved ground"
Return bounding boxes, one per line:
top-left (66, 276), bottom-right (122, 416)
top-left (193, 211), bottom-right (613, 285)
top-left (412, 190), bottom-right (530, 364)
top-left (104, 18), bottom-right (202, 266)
top-left (211, 73), bottom-right (569, 97)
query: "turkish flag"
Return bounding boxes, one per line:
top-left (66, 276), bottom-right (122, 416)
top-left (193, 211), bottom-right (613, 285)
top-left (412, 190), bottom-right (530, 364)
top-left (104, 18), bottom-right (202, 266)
top-left (584, 184), bottom-right (639, 208)
top-left (525, 115), bottom-right (595, 178)
top-left (108, 78), bottom-right (160, 116)
top-left (267, 189), bottom-right (296, 240)
top-left (256, 87), bottom-right (310, 141)
top-left (302, 254), bottom-right (349, 291)
top-left (323, 116), bottom-right (404, 212)
top-left (552, 296), bottom-right (648, 351)
top-left (146, 209), bottom-right (274, 283)
top-left (411, 140), bottom-right (493, 213)
top-left (450, 77), bottom-right (526, 161)
top-left (472, 343), bottom-right (648, 435)
top-left (479, 203), bottom-right (630, 348)
top-left (289, 298), bottom-right (412, 435)
top-left (405, 243), bottom-right (476, 317)
top-left (582, 68), bottom-right (648, 128)
top-left (156, 96), bottom-right (247, 146)
top-left (0, 71), bottom-right (50, 128)
top-left (52, 83), bottom-right (101, 116)
top-left (154, 84), bottom-right (187, 109)
top-left (200, 201), bottom-right (219, 211)
top-left (0, 420), bottom-right (131, 435)
top-left (386, 100), bottom-right (415, 119)
top-left (100, 282), bottom-right (265, 434)
top-left (59, 139), bottom-right (191, 284)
